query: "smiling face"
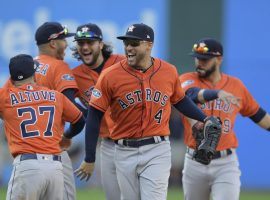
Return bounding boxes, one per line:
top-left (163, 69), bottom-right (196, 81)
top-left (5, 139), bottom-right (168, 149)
top-left (123, 39), bottom-right (153, 69)
top-left (76, 39), bottom-right (104, 68)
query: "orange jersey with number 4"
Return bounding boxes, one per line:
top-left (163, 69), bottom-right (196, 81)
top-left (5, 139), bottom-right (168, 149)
top-left (0, 84), bottom-right (82, 157)
top-left (179, 72), bottom-right (260, 150)
top-left (72, 54), bottom-right (125, 138)
top-left (90, 58), bottom-right (185, 140)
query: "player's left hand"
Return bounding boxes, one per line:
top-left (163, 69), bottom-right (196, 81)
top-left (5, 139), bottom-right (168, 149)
top-left (59, 135), bottom-right (72, 150)
top-left (74, 161), bottom-right (95, 181)
top-left (218, 90), bottom-right (241, 107)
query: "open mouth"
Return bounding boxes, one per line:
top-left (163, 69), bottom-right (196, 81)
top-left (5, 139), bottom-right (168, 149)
top-left (127, 53), bottom-right (136, 59)
top-left (82, 52), bottom-right (92, 57)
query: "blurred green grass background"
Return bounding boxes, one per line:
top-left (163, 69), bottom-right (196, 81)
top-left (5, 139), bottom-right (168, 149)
top-left (1, 187), bottom-right (270, 199)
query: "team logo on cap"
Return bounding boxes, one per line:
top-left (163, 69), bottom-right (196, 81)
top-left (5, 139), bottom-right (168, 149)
top-left (81, 26), bottom-right (89, 33)
top-left (18, 75), bottom-right (23, 80)
top-left (127, 25), bottom-right (135, 32)
top-left (92, 89), bottom-right (102, 98)
top-left (62, 74), bottom-right (75, 81)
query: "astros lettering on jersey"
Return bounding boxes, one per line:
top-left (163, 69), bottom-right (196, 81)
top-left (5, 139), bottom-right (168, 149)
top-left (180, 72), bottom-right (260, 150)
top-left (90, 58), bottom-right (185, 140)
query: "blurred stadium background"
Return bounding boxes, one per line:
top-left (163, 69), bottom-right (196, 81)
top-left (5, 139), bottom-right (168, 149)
top-left (0, 0), bottom-right (270, 199)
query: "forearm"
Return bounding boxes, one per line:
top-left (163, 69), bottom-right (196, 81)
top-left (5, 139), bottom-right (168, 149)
top-left (174, 96), bottom-right (207, 122)
top-left (257, 113), bottom-right (270, 130)
top-left (64, 115), bottom-right (85, 139)
top-left (62, 88), bottom-right (88, 117)
top-left (85, 106), bottom-right (104, 163)
top-left (186, 87), bottom-right (219, 104)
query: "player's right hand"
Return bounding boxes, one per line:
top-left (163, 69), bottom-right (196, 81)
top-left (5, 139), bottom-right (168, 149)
top-left (74, 161), bottom-right (95, 181)
top-left (59, 135), bottom-right (72, 150)
top-left (218, 90), bottom-right (241, 107)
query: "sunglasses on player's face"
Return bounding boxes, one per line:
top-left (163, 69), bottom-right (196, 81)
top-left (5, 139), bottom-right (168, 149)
top-left (123, 40), bottom-right (150, 47)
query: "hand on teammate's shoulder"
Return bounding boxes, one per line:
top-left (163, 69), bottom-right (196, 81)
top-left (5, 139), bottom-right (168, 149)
top-left (218, 90), bottom-right (241, 107)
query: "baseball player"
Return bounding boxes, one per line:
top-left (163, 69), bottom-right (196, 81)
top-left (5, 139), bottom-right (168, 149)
top-left (34, 22), bottom-right (80, 200)
top-left (72, 23), bottom-right (125, 200)
top-left (179, 38), bottom-right (270, 200)
top-left (75, 23), bottom-right (220, 200)
top-left (1, 54), bottom-right (84, 200)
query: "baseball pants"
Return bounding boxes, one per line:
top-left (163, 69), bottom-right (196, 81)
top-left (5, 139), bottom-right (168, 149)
top-left (61, 150), bottom-right (76, 200)
top-left (115, 138), bottom-right (171, 200)
top-left (6, 154), bottom-right (63, 200)
top-left (100, 138), bottom-right (121, 200)
top-left (182, 149), bottom-right (241, 200)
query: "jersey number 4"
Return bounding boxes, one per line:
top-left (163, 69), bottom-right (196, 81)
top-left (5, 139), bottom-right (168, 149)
top-left (154, 109), bottom-right (163, 124)
top-left (17, 106), bottom-right (55, 138)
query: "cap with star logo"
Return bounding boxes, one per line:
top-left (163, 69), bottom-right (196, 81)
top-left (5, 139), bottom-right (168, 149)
top-left (74, 23), bottom-right (103, 41)
top-left (117, 23), bottom-right (154, 42)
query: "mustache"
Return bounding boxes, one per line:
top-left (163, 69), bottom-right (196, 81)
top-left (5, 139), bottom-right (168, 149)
top-left (196, 66), bottom-right (205, 72)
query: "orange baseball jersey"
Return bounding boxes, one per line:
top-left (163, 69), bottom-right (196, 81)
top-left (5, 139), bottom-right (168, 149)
top-left (0, 84), bottom-right (82, 157)
top-left (72, 54), bottom-right (125, 137)
top-left (35, 54), bottom-right (78, 92)
top-left (180, 72), bottom-right (260, 150)
top-left (90, 58), bottom-right (185, 140)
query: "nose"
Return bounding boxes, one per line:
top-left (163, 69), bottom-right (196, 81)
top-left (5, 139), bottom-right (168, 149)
top-left (81, 42), bottom-right (90, 49)
top-left (125, 44), bottom-right (133, 51)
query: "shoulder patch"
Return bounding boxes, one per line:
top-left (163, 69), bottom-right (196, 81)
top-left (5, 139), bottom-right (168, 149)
top-left (62, 74), bottom-right (75, 81)
top-left (92, 89), bottom-right (102, 98)
top-left (181, 80), bottom-right (194, 88)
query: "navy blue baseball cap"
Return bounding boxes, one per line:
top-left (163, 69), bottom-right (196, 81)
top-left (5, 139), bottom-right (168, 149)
top-left (35, 22), bottom-right (75, 45)
top-left (9, 54), bottom-right (39, 81)
top-left (117, 23), bottom-right (154, 42)
top-left (190, 38), bottom-right (223, 59)
top-left (74, 23), bottom-right (103, 41)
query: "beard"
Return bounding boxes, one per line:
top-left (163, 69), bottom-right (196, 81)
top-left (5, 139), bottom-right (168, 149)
top-left (196, 63), bottom-right (216, 78)
top-left (82, 50), bottom-right (100, 67)
top-left (56, 47), bottom-right (65, 60)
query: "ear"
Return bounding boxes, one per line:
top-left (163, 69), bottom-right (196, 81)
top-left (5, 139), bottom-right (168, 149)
top-left (217, 56), bottom-right (223, 63)
top-left (49, 40), bottom-right (57, 49)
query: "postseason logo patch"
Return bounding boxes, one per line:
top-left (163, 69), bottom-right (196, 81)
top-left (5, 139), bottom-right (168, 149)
top-left (62, 74), bottom-right (75, 81)
top-left (92, 89), bottom-right (102, 98)
top-left (181, 80), bottom-right (194, 88)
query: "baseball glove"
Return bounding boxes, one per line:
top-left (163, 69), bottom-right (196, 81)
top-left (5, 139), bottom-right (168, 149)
top-left (193, 116), bottom-right (222, 165)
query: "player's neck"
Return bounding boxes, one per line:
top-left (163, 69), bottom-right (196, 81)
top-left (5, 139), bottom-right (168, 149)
top-left (134, 57), bottom-right (153, 72)
top-left (13, 77), bottom-right (35, 87)
top-left (39, 49), bottom-right (56, 59)
top-left (206, 71), bottom-right (222, 85)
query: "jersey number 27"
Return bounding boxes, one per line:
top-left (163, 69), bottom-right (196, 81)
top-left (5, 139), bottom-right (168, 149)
top-left (17, 106), bottom-right (55, 138)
